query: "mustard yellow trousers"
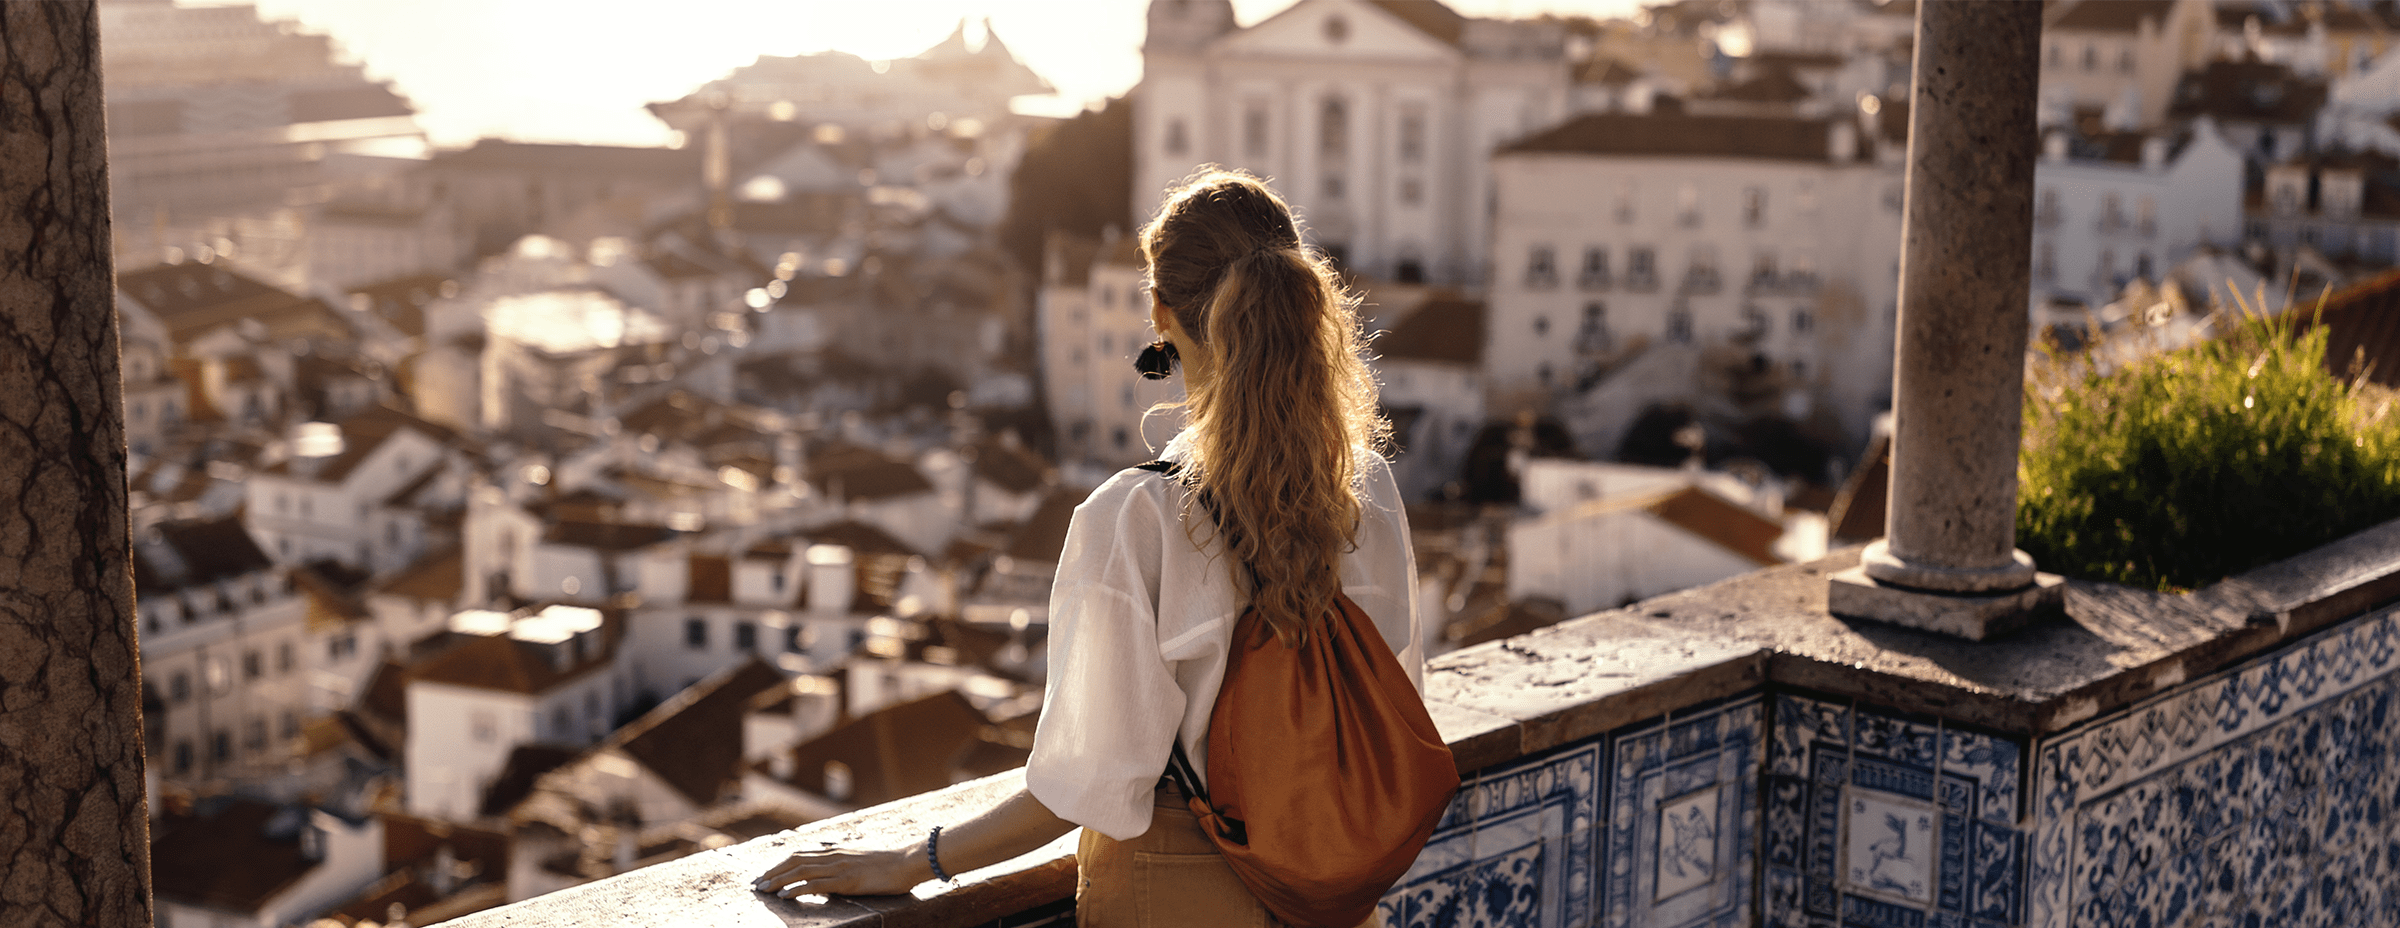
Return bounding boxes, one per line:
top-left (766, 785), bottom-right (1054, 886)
top-left (1074, 787), bottom-right (1383, 928)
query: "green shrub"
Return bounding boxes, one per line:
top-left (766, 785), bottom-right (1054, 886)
top-left (2017, 310), bottom-right (2400, 591)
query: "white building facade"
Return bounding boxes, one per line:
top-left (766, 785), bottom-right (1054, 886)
top-left (1485, 112), bottom-right (1904, 448)
top-left (1134, 0), bottom-right (1570, 286)
top-left (2030, 120), bottom-right (2246, 307)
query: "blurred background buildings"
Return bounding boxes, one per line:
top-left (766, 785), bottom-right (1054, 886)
top-left (107, 1), bottom-right (2400, 924)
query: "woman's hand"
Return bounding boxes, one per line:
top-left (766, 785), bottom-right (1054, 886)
top-left (753, 842), bottom-right (932, 899)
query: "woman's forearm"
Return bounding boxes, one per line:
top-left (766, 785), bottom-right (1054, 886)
top-left (919, 785), bottom-right (1077, 877)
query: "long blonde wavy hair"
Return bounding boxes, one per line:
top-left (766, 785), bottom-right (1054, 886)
top-left (1141, 169), bottom-right (1388, 646)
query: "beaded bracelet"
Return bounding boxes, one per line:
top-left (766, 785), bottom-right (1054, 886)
top-left (927, 825), bottom-right (953, 882)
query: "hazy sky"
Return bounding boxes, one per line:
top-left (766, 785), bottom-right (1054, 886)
top-left (197, 0), bottom-right (1644, 148)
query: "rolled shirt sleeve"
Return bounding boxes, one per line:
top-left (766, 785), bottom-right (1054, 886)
top-left (1024, 470), bottom-right (1188, 841)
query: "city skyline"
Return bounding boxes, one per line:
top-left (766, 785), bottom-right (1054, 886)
top-left (188, 0), bottom-right (1649, 147)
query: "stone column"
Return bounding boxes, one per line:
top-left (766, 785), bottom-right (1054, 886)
top-left (1827, 0), bottom-right (2064, 639)
top-left (0, 3), bottom-right (156, 926)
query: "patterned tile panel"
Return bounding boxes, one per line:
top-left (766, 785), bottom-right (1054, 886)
top-left (1383, 734), bottom-right (1604, 928)
top-left (2028, 606), bottom-right (2400, 928)
top-left (1605, 694), bottom-right (1761, 928)
top-left (1380, 692), bottom-right (1762, 928)
top-left (1764, 692), bottom-right (2026, 928)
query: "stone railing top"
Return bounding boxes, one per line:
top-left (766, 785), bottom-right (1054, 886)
top-left (441, 519), bottom-right (2400, 928)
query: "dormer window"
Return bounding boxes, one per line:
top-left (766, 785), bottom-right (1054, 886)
top-left (1324, 14), bottom-right (1348, 43)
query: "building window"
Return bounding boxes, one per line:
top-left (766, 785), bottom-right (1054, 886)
top-left (280, 711), bottom-right (299, 739)
top-left (276, 641), bottom-right (293, 673)
top-left (170, 671), bottom-right (190, 703)
top-left (1398, 104), bottom-right (1426, 163)
top-left (1677, 182), bottom-right (1701, 226)
top-left (1580, 247), bottom-right (1610, 289)
top-left (2082, 44), bottom-right (2097, 70)
top-left (735, 620), bottom-right (757, 651)
top-left (2036, 241), bottom-right (2057, 282)
top-left (1751, 251), bottom-right (1778, 289)
top-left (2117, 47), bottom-right (2135, 73)
top-left (1615, 180), bottom-right (1637, 223)
top-left (685, 617), bottom-right (708, 650)
top-left (786, 625), bottom-right (806, 652)
top-left (211, 729), bottom-right (231, 763)
top-left (2100, 193), bottom-right (2125, 231)
top-left (770, 570), bottom-right (786, 594)
top-left (471, 711), bottom-right (496, 743)
top-left (1324, 13), bottom-right (1348, 42)
top-left (1537, 363), bottom-right (1554, 387)
top-left (1667, 308), bottom-right (1694, 343)
top-left (1395, 258), bottom-right (1424, 284)
top-left (244, 717), bottom-right (267, 753)
top-left (2136, 195), bottom-right (2157, 236)
top-left (1533, 315), bottom-right (1551, 337)
top-left (1243, 101), bottom-right (1269, 158)
top-left (2047, 43), bottom-right (2061, 68)
top-left (1525, 245), bottom-right (1558, 288)
top-left (173, 740), bottom-right (193, 774)
top-left (2037, 188), bottom-right (2060, 226)
top-left (1743, 187), bottom-right (1765, 227)
top-left (1793, 307), bottom-right (1815, 334)
top-left (1164, 118), bottom-right (1189, 156)
top-left (1398, 176), bottom-right (1422, 206)
top-left (1320, 96), bottom-right (1348, 157)
top-left (1576, 302), bottom-right (1612, 353)
top-left (1627, 247), bottom-right (1657, 290)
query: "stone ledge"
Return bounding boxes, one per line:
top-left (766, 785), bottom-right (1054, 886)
top-left (438, 519), bottom-right (2400, 928)
top-left (443, 771), bottom-right (1076, 928)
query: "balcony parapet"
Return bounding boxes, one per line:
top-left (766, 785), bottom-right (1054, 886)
top-left (442, 518), bottom-right (2400, 928)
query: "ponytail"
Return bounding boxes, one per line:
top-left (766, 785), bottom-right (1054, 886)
top-left (1141, 170), bottom-right (1387, 645)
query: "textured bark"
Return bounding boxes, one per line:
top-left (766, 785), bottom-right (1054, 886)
top-left (0, 3), bottom-right (154, 928)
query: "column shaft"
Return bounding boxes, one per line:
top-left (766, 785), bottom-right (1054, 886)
top-left (0, 3), bottom-right (154, 926)
top-left (1876, 0), bottom-right (2046, 592)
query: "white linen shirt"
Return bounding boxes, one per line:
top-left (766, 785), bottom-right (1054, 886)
top-left (1023, 435), bottom-right (1422, 841)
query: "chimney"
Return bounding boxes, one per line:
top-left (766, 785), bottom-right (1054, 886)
top-left (1828, 121), bottom-right (1858, 162)
top-left (805, 544), bottom-right (855, 614)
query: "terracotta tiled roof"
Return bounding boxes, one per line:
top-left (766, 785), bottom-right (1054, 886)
top-left (132, 515), bottom-right (273, 595)
top-left (544, 519), bottom-right (679, 552)
top-left (428, 138), bottom-right (700, 178)
top-left (779, 689), bottom-right (991, 807)
top-left (1378, 295), bottom-right (1487, 365)
top-left (378, 547), bottom-right (463, 603)
top-left (358, 659), bottom-right (410, 726)
top-left (805, 520), bottom-right (919, 559)
top-left (297, 403), bottom-right (463, 484)
top-left (2048, 0), bottom-right (2175, 32)
top-left (382, 813), bottom-right (510, 881)
top-left (1706, 67), bottom-right (1810, 104)
top-left (1503, 112), bottom-right (1836, 163)
top-left (148, 799), bottom-right (321, 914)
top-left (1004, 486), bottom-right (1092, 565)
top-left (2297, 268), bottom-right (2400, 388)
top-left (688, 555), bottom-right (733, 604)
top-left (346, 272), bottom-right (454, 339)
top-left (973, 438), bottom-right (1052, 495)
top-left (408, 631), bottom-right (612, 696)
top-left (612, 658), bottom-right (789, 806)
top-left (1576, 56), bottom-right (1642, 86)
top-left (1366, 0), bottom-right (1467, 45)
top-left (1644, 486), bottom-right (1784, 566)
top-left (117, 261), bottom-right (352, 346)
top-left (478, 744), bottom-right (583, 819)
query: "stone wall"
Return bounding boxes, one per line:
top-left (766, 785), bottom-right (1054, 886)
top-left (440, 522), bottom-right (2400, 928)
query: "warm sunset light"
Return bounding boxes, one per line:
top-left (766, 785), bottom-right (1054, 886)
top-left (200, 0), bottom-right (1645, 147)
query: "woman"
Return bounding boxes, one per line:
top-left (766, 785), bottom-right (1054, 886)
top-left (755, 169), bottom-right (1420, 926)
